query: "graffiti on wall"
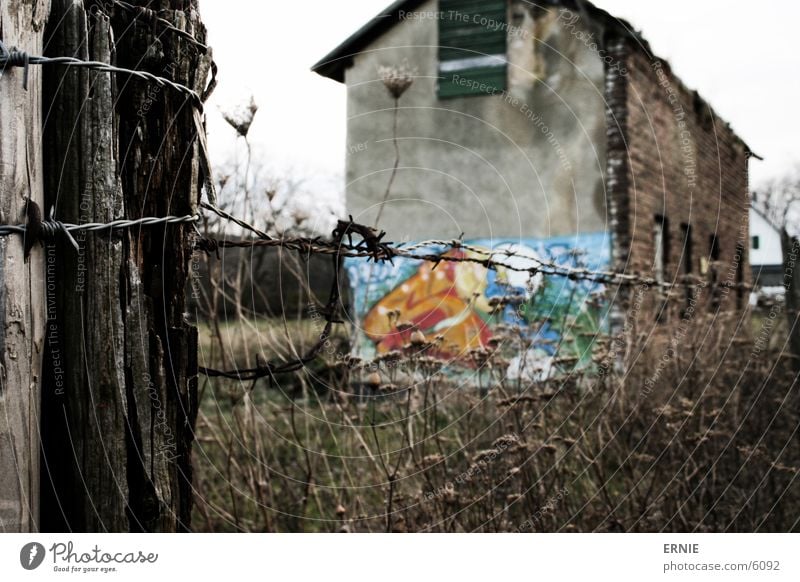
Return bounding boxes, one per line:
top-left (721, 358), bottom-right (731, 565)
top-left (345, 232), bottom-right (611, 378)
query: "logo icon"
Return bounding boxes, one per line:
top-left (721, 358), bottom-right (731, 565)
top-left (20, 542), bottom-right (46, 570)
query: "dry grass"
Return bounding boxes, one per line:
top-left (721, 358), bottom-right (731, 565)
top-left (191, 304), bottom-right (800, 532)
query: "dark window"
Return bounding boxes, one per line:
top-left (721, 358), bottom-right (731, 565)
top-left (654, 215), bottom-right (670, 282)
top-left (680, 224), bottom-right (693, 314)
top-left (680, 223), bottom-right (693, 274)
top-left (438, 0), bottom-right (508, 99)
top-left (709, 234), bottom-right (721, 311)
top-left (709, 234), bottom-right (721, 261)
top-left (735, 243), bottom-right (745, 311)
top-left (654, 215), bottom-right (670, 322)
top-left (752, 235), bottom-right (760, 250)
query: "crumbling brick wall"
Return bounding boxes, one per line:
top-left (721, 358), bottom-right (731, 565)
top-left (606, 36), bottom-right (751, 336)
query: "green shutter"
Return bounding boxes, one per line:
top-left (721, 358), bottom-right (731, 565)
top-left (438, 0), bottom-right (508, 99)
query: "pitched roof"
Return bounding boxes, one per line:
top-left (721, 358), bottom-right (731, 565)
top-left (311, 0), bottom-right (639, 83)
top-left (312, 0), bottom-right (427, 82)
top-left (311, 0), bottom-right (755, 154)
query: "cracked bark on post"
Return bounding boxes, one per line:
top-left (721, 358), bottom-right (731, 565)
top-left (0, 0), bottom-right (50, 533)
top-left (41, 0), bottom-right (210, 532)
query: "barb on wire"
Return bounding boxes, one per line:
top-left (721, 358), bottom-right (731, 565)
top-left (0, 39), bottom-right (202, 108)
top-left (0, 199), bottom-right (198, 258)
top-left (194, 224), bottom-right (741, 292)
top-left (195, 212), bottom-right (752, 382)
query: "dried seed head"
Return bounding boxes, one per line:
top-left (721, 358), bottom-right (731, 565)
top-left (493, 433), bottom-right (520, 449)
top-left (378, 62), bottom-right (417, 99)
top-left (221, 95), bottom-right (259, 138)
top-left (367, 372), bottom-right (382, 388)
top-left (422, 453), bottom-right (444, 467)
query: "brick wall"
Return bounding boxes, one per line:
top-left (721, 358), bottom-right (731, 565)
top-left (607, 37), bottom-right (751, 332)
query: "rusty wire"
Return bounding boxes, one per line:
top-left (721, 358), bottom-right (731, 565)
top-left (197, 218), bottom-right (348, 382)
top-left (195, 209), bottom-right (751, 293)
top-left (0, 196), bottom-right (754, 384)
top-left (0, 199), bottom-right (199, 259)
top-left (0, 39), bottom-right (202, 108)
top-left (194, 210), bottom-right (754, 382)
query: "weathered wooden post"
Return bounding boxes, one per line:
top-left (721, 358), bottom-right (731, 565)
top-left (0, 0), bottom-right (51, 533)
top-left (40, 0), bottom-right (211, 531)
top-left (781, 230), bottom-right (800, 374)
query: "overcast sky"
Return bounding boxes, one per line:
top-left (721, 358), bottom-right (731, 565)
top-left (201, 0), bottom-right (799, 205)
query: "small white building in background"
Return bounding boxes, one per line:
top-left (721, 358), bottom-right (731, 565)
top-left (750, 207), bottom-right (784, 288)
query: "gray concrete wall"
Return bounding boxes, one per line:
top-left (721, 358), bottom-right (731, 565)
top-left (344, 0), bottom-right (608, 242)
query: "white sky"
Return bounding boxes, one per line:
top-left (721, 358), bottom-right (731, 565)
top-left (201, 0), bottom-right (799, 204)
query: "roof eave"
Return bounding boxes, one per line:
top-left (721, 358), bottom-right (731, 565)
top-left (311, 0), bottom-right (427, 82)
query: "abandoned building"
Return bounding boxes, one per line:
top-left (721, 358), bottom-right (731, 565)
top-left (312, 0), bottom-right (753, 370)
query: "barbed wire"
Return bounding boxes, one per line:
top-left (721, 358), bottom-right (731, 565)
top-left (0, 214), bottom-right (200, 239)
top-left (0, 196), bottom-right (754, 383)
top-left (0, 35), bottom-right (758, 383)
top-left (193, 211), bottom-right (757, 382)
top-left (0, 199), bottom-right (198, 257)
top-left (0, 39), bottom-right (202, 108)
top-left (110, 0), bottom-right (209, 54)
top-left (195, 211), bottom-right (752, 293)
top-left (0, 197), bottom-right (737, 294)
top-left (198, 215), bottom-right (348, 382)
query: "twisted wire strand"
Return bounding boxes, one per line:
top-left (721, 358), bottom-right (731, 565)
top-left (199, 201), bottom-right (273, 240)
top-left (0, 39), bottom-right (202, 108)
top-left (111, 0), bottom-right (209, 54)
top-left (196, 204), bottom-right (653, 287)
top-left (195, 234), bottom-right (746, 292)
top-left (0, 214), bottom-right (199, 239)
top-left (0, 198), bottom-right (749, 383)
